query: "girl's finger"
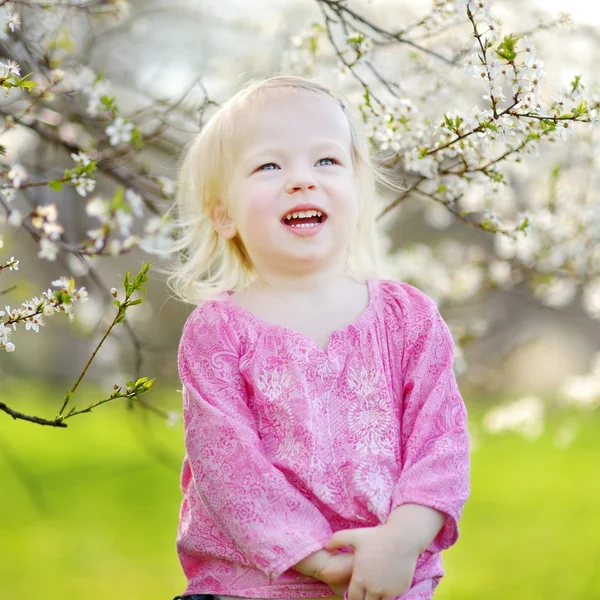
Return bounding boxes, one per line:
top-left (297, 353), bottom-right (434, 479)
top-left (326, 529), bottom-right (355, 552)
top-left (346, 577), bottom-right (366, 600)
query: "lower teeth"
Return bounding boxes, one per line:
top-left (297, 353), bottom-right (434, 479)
top-left (288, 222), bottom-right (319, 228)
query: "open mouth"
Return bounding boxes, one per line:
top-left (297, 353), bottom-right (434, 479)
top-left (281, 209), bottom-right (328, 228)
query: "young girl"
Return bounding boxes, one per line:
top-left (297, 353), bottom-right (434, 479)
top-left (168, 76), bottom-right (470, 600)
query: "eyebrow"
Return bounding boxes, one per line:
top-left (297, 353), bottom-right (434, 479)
top-left (244, 141), bottom-right (349, 162)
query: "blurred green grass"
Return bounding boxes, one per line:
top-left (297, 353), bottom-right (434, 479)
top-left (1, 382), bottom-right (599, 599)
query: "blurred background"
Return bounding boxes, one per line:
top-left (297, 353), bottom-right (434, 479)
top-left (0, 0), bottom-right (599, 598)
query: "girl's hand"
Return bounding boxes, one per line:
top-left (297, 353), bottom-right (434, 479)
top-left (325, 526), bottom-right (420, 600)
top-left (314, 550), bottom-right (354, 597)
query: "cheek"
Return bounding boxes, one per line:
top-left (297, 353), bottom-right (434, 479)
top-left (235, 183), bottom-right (278, 230)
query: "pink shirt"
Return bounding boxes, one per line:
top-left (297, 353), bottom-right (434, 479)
top-left (176, 279), bottom-right (470, 600)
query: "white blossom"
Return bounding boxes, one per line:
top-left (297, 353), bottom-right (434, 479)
top-left (8, 209), bottom-right (21, 227)
top-left (7, 163), bottom-right (26, 188)
top-left (126, 189), bottom-right (144, 217)
top-left (115, 209), bottom-right (133, 236)
top-left (71, 151), bottom-right (91, 166)
top-left (1, 59), bottom-right (20, 77)
top-left (86, 196), bottom-right (109, 220)
top-left (105, 117), bottom-right (135, 146)
top-left (156, 176), bottom-right (176, 197)
top-left (38, 238), bottom-right (58, 261)
top-left (1, 186), bottom-right (16, 202)
top-left (5, 13), bottom-right (20, 33)
top-left (71, 175), bottom-right (96, 197)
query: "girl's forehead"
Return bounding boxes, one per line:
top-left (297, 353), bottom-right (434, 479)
top-left (234, 92), bottom-right (352, 148)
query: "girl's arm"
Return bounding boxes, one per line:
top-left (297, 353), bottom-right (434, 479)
top-left (179, 305), bottom-right (333, 582)
top-left (387, 290), bottom-right (471, 553)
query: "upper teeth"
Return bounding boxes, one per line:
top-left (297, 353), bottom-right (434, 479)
top-left (284, 210), bottom-right (322, 220)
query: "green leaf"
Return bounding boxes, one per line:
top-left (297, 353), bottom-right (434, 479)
top-left (570, 74), bottom-right (582, 93)
top-left (49, 180), bottom-right (63, 191)
top-left (101, 95), bottom-right (117, 112)
top-left (496, 35), bottom-right (519, 62)
top-left (110, 186), bottom-right (125, 211)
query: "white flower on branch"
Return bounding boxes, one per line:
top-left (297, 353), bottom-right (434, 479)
top-left (71, 152), bottom-right (91, 166)
top-left (139, 217), bottom-right (174, 257)
top-left (126, 189), bottom-right (144, 217)
top-left (374, 128), bottom-right (401, 153)
top-left (71, 66), bottom-right (97, 94)
top-left (1, 185), bottom-right (15, 202)
top-left (1, 277), bottom-right (88, 351)
top-left (7, 163), bottom-right (26, 188)
top-left (0, 323), bottom-right (14, 352)
top-left (24, 315), bottom-right (43, 333)
top-left (43, 221), bottom-right (64, 240)
top-left (71, 175), bottom-right (96, 197)
top-left (5, 12), bottom-right (20, 33)
top-left (31, 203), bottom-right (59, 232)
top-left (156, 176), bottom-right (175, 198)
top-left (403, 148), bottom-right (439, 178)
top-left (37, 203), bottom-right (58, 222)
top-left (535, 277), bottom-right (577, 308)
top-left (38, 238), bottom-right (58, 261)
top-left (8, 256), bottom-right (18, 270)
top-left (105, 117), bottom-right (135, 146)
top-left (86, 196), bottom-right (109, 220)
top-left (115, 209), bottom-right (133, 236)
top-left (7, 209), bottom-right (21, 227)
top-left (0, 59), bottom-right (20, 77)
top-left (345, 31), bottom-right (373, 60)
top-left (86, 228), bottom-right (106, 250)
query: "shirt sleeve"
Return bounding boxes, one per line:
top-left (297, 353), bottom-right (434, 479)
top-left (389, 287), bottom-right (470, 553)
top-left (178, 302), bottom-right (333, 581)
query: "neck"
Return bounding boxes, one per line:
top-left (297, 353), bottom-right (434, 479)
top-left (250, 263), bottom-right (357, 297)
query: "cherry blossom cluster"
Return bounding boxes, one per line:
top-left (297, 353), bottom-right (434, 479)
top-left (293, 0), bottom-right (600, 425)
top-left (0, 269), bottom-right (88, 353)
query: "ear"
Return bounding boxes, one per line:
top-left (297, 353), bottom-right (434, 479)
top-left (210, 202), bottom-right (237, 239)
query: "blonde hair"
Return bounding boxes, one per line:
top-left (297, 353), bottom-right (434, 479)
top-left (165, 75), bottom-right (391, 305)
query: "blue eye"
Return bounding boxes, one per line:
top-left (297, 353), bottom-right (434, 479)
top-left (258, 163), bottom-right (279, 171)
top-left (318, 157), bottom-right (338, 166)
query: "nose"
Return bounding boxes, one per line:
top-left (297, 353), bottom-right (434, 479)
top-left (285, 173), bottom-right (318, 194)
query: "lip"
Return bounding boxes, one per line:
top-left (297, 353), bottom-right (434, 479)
top-left (282, 219), bottom-right (326, 238)
top-left (280, 203), bottom-right (327, 221)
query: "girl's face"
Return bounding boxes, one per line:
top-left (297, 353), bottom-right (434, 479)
top-left (216, 91), bottom-right (359, 278)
